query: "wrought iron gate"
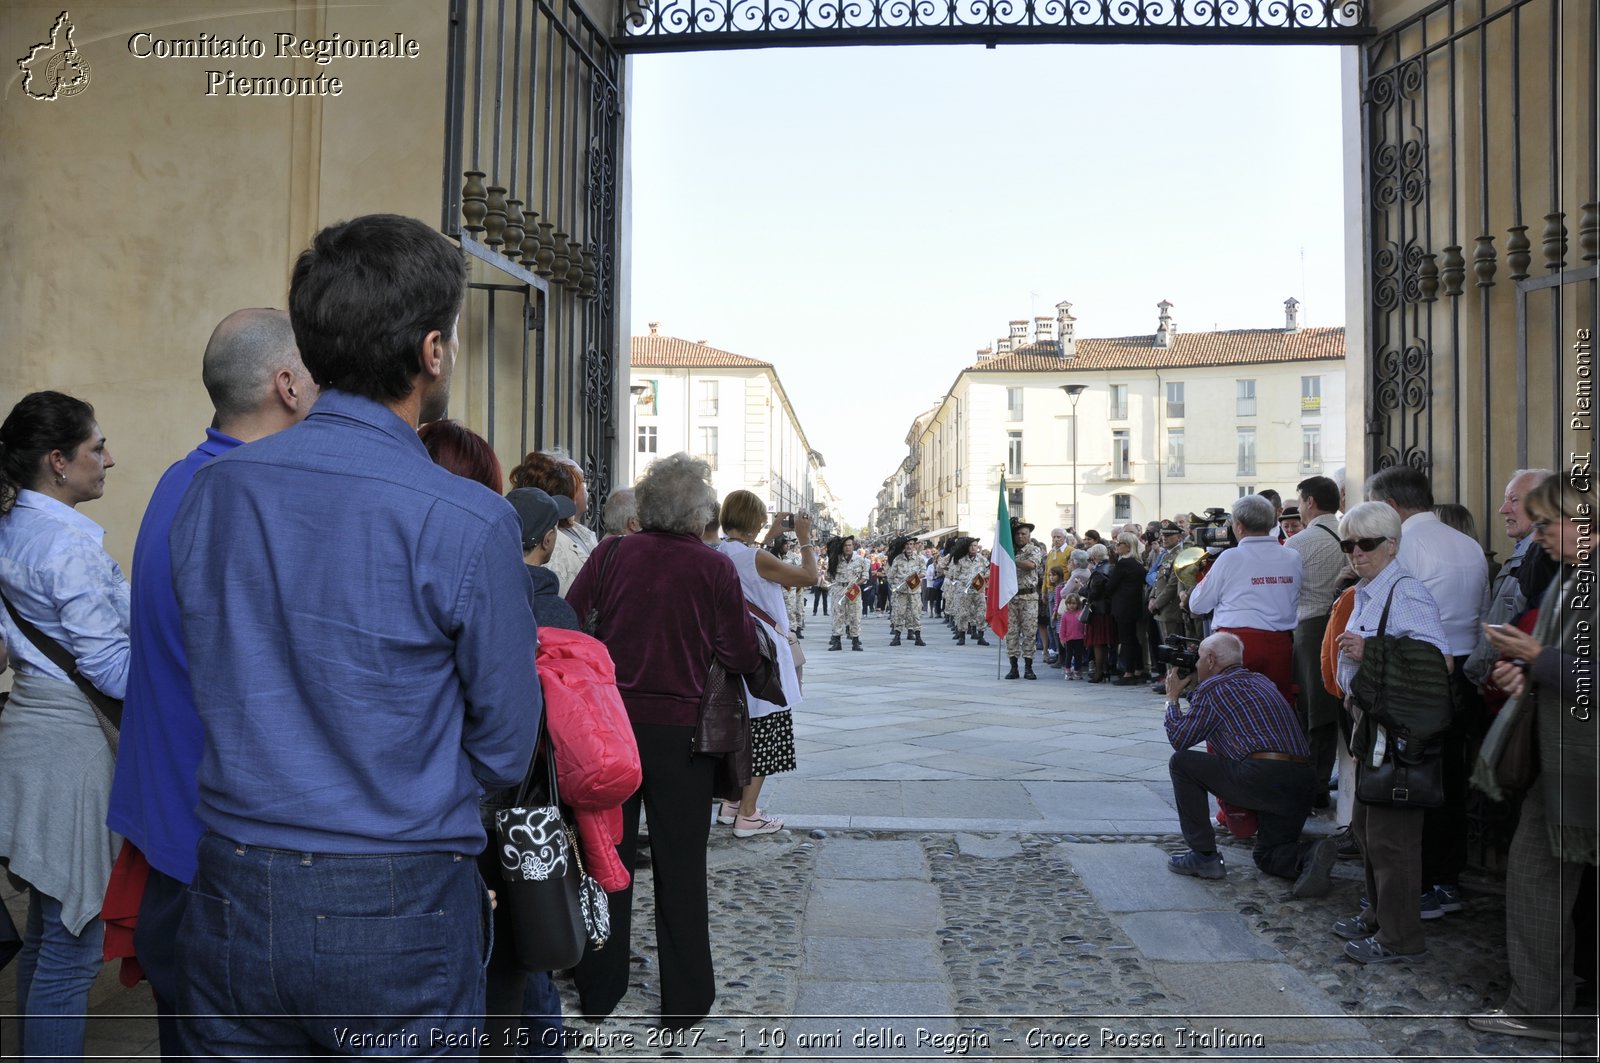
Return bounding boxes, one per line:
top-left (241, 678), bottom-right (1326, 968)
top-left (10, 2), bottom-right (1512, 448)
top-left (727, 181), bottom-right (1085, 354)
top-left (442, 0), bottom-right (623, 523)
top-left (1363, 0), bottom-right (1598, 507)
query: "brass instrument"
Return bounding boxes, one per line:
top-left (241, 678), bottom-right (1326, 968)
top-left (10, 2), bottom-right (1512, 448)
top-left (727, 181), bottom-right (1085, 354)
top-left (906, 572), bottom-right (922, 591)
top-left (1172, 546), bottom-right (1210, 590)
top-left (971, 573), bottom-right (985, 592)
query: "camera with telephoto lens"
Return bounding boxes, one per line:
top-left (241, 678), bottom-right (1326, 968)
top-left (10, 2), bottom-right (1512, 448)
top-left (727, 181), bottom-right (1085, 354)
top-left (1153, 635), bottom-right (1202, 677)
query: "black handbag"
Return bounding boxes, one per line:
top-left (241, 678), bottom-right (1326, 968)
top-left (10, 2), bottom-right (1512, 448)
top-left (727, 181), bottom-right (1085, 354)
top-left (493, 729), bottom-right (608, 972)
top-left (1356, 739), bottom-right (1445, 808)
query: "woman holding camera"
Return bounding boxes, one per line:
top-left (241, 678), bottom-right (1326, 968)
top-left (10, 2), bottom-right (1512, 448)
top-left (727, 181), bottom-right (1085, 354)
top-left (715, 491), bottom-right (816, 838)
top-left (1332, 501), bottom-right (1449, 964)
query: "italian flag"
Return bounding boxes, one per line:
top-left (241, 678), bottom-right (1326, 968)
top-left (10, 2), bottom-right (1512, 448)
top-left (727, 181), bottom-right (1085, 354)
top-left (985, 477), bottom-right (1018, 637)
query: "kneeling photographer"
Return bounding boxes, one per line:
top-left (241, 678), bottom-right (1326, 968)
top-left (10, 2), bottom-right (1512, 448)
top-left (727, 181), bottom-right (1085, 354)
top-left (1162, 633), bottom-right (1321, 887)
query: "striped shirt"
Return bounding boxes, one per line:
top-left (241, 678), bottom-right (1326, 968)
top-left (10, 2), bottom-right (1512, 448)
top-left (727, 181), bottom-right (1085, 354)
top-left (1165, 665), bottom-right (1309, 760)
top-left (1335, 561), bottom-right (1449, 694)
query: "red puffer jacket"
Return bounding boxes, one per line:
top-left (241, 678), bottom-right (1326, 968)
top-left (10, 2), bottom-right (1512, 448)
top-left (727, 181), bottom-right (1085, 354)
top-left (537, 627), bottom-right (642, 892)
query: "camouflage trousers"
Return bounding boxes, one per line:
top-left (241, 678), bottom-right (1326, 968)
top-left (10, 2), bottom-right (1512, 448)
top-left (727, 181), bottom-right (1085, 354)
top-left (890, 591), bottom-right (921, 632)
top-left (957, 590), bottom-right (984, 632)
top-left (787, 590), bottom-right (806, 634)
top-left (831, 593), bottom-right (862, 637)
top-left (1004, 595), bottom-right (1040, 659)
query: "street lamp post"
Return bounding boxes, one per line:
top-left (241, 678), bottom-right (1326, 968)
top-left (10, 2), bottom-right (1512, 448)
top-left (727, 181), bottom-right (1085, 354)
top-left (1060, 383), bottom-right (1087, 532)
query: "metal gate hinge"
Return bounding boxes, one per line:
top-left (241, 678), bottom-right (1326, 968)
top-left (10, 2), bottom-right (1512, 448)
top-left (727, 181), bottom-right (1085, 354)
top-left (524, 301), bottom-right (543, 331)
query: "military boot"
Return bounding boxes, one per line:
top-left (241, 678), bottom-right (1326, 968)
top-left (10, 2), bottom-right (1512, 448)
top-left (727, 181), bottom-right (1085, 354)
top-left (1005, 657), bottom-right (1020, 680)
top-left (889, 630), bottom-right (902, 646)
top-left (828, 635), bottom-right (842, 651)
top-left (955, 631), bottom-right (967, 645)
top-left (976, 631), bottom-right (991, 647)
top-left (851, 636), bottom-right (863, 651)
top-left (1023, 658), bottom-right (1038, 680)
top-left (913, 631), bottom-right (926, 646)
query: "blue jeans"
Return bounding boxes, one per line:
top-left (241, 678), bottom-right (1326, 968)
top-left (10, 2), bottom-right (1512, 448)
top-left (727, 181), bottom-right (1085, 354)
top-left (176, 833), bottom-right (492, 1059)
top-left (15, 885), bottom-right (106, 1063)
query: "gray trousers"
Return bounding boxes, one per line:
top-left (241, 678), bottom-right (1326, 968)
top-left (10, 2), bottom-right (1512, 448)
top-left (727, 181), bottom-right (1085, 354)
top-left (1505, 785), bottom-right (1589, 1016)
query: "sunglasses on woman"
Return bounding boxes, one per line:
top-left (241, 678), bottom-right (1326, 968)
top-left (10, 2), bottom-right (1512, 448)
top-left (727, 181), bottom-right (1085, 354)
top-left (1340, 536), bottom-right (1390, 554)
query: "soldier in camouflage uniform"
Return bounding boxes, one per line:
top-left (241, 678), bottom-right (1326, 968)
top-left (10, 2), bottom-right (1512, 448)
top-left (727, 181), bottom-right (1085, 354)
top-left (948, 538), bottom-right (991, 647)
top-left (886, 536), bottom-right (926, 646)
top-left (825, 535), bottom-right (868, 651)
top-left (1004, 519), bottom-right (1046, 679)
top-left (781, 535), bottom-right (808, 638)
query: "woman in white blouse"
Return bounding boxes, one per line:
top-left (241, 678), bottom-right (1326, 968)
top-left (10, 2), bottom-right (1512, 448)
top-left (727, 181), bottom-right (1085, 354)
top-left (0, 391), bottom-right (130, 1060)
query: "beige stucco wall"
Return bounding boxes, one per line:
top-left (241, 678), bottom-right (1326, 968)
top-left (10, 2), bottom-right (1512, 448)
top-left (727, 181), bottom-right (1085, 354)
top-left (2, 0), bottom-right (449, 567)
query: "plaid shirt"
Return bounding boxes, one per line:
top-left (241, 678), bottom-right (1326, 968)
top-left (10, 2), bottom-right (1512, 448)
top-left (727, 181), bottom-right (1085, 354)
top-left (1165, 664), bottom-right (1309, 760)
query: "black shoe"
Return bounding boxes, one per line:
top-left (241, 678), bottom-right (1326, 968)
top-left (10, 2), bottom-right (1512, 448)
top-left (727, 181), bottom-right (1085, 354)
top-left (1311, 792), bottom-right (1330, 810)
top-left (1005, 658), bottom-right (1020, 680)
top-left (890, 631), bottom-right (902, 646)
top-left (1113, 675), bottom-right (1142, 686)
top-left (1023, 659), bottom-right (1037, 680)
top-left (851, 637), bottom-right (863, 651)
top-left (827, 636), bottom-right (842, 651)
top-left (975, 635), bottom-right (991, 647)
top-left (913, 632), bottom-right (926, 646)
top-left (1332, 825), bottom-right (1361, 859)
top-left (1292, 837), bottom-right (1339, 899)
top-left (955, 632), bottom-right (966, 645)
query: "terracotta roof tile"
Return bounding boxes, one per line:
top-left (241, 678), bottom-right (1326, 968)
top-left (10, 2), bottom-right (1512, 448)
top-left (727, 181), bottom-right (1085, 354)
top-left (631, 334), bottom-right (772, 369)
top-left (969, 326), bottom-right (1344, 372)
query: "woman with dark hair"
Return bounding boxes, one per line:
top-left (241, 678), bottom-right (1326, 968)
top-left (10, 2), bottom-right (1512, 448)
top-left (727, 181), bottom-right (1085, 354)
top-left (0, 391), bottom-right (128, 1059)
top-left (510, 450), bottom-right (588, 594)
top-left (1082, 543), bottom-right (1117, 682)
top-left (566, 453), bottom-right (762, 1028)
top-left (425, 423), bottom-right (565, 1059)
top-left (419, 418), bottom-right (503, 493)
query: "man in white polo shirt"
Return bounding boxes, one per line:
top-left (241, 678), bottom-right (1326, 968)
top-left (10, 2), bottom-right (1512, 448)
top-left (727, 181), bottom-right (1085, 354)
top-left (1366, 464), bottom-right (1489, 919)
top-left (1183, 494), bottom-right (1302, 708)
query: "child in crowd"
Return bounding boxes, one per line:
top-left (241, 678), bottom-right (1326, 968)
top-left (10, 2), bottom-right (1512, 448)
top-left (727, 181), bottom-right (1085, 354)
top-left (1058, 593), bottom-right (1087, 679)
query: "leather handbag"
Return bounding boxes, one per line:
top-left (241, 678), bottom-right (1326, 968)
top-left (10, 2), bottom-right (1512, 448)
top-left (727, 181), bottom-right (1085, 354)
top-left (1492, 697), bottom-right (1538, 794)
top-left (494, 728), bottom-right (608, 972)
top-left (1356, 739), bottom-right (1445, 808)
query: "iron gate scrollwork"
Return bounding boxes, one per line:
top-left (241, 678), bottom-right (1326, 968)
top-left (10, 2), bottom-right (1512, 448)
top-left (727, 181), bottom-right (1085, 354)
top-left (443, 0), bottom-right (623, 526)
top-left (1364, 0), bottom-right (1597, 506)
top-left (617, 0), bottom-right (1371, 49)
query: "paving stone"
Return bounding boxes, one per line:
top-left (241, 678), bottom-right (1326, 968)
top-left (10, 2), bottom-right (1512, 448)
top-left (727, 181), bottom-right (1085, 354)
top-left (805, 880), bottom-right (942, 935)
top-left (1025, 781), bottom-right (1176, 821)
top-left (1152, 961), bottom-right (1375, 1042)
top-left (815, 837), bottom-right (926, 879)
top-left (801, 936), bottom-right (945, 981)
top-left (953, 832), bottom-right (1023, 859)
top-left (1116, 910), bottom-right (1284, 962)
top-left (1060, 842), bottom-right (1227, 912)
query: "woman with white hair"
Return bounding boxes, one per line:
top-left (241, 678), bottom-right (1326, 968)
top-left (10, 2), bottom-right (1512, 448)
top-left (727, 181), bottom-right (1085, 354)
top-left (567, 452), bottom-right (764, 1027)
top-left (1331, 500), bottom-right (1449, 965)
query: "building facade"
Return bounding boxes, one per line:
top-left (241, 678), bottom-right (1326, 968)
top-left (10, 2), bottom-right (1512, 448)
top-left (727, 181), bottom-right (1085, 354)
top-left (630, 327), bottom-right (840, 535)
top-left (902, 300), bottom-right (1346, 536)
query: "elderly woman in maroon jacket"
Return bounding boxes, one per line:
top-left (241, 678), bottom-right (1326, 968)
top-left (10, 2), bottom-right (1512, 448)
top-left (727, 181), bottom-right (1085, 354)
top-left (566, 451), bottom-right (762, 1030)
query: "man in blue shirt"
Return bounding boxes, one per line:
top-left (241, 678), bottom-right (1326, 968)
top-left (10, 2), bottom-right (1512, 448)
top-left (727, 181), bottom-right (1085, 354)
top-left (107, 307), bottom-right (316, 1056)
top-left (169, 215), bottom-right (541, 1056)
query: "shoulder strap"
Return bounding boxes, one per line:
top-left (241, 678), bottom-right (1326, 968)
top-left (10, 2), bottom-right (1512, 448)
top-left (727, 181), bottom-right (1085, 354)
top-left (1375, 574), bottom-right (1408, 639)
top-left (0, 589), bottom-right (123, 732)
top-left (1317, 523), bottom-right (1341, 542)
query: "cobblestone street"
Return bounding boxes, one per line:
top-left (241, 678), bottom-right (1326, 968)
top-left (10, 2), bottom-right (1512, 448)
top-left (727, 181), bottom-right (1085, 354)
top-left (5, 606), bottom-right (1595, 1059)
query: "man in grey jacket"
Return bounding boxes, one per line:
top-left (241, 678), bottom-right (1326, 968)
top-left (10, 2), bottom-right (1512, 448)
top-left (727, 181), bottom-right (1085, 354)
top-left (1464, 468), bottom-right (1554, 687)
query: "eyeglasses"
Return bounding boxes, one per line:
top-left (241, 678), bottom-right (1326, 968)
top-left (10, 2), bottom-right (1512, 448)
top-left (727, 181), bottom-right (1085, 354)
top-left (1339, 536), bottom-right (1391, 554)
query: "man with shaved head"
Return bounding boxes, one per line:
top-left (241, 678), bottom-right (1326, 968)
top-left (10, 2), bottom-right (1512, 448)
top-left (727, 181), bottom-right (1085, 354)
top-left (1161, 632), bottom-right (1320, 890)
top-left (105, 308), bottom-right (317, 1053)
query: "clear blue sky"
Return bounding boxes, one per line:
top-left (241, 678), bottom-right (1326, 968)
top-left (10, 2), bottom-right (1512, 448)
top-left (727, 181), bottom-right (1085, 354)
top-left (628, 43), bottom-right (1347, 524)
